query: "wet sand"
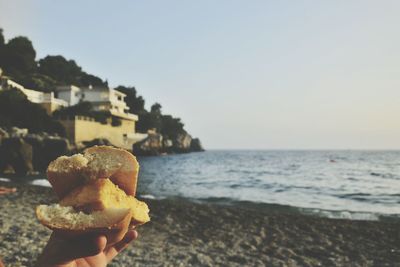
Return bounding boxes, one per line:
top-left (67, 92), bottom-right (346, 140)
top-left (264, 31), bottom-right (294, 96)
top-left (0, 181), bottom-right (399, 267)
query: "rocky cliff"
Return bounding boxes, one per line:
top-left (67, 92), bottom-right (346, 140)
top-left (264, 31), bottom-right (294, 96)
top-left (133, 132), bottom-right (204, 156)
top-left (0, 128), bottom-right (72, 175)
top-left (0, 127), bottom-right (204, 175)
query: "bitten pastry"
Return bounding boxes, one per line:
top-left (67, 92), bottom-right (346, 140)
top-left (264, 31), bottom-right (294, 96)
top-left (36, 146), bottom-right (150, 244)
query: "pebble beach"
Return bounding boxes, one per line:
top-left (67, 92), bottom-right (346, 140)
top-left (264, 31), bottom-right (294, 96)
top-left (0, 181), bottom-right (399, 267)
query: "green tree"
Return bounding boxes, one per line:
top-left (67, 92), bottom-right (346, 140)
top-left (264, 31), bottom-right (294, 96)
top-left (0, 29), bottom-right (5, 75)
top-left (0, 28), bottom-right (5, 47)
top-left (135, 102), bottom-right (186, 136)
top-left (53, 102), bottom-right (110, 124)
top-left (38, 55), bottom-right (107, 87)
top-left (80, 72), bottom-right (107, 87)
top-left (53, 101), bottom-right (94, 118)
top-left (28, 73), bottom-right (58, 92)
top-left (38, 55), bottom-right (83, 85)
top-left (150, 102), bottom-right (162, 114)
top-left (0, 36), bottom-right (37, 78)
top-left (115, 86), bottom-right (145, 115)
top-left (160, 114), bottom-right (185, 139)
top-left (136, 112), bottom-right (157, 133)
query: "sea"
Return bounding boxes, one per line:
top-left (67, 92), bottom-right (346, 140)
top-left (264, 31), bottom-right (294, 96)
top-left (2, 150), bottom-right (400, 221)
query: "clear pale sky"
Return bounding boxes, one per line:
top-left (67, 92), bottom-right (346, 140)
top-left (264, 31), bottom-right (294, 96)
top-left (1, 1), bottom-right (399, 149)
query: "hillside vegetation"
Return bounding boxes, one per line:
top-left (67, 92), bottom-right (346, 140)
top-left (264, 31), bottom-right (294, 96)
top-left (0, 28), bottom-right (190, 140)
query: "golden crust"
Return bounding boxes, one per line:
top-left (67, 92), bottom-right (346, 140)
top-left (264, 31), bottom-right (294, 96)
top-left (36, 206), bottom-right (132, 245)
top-left (47, 154), bottom-right (88, 199)
top-left (47, 146), bottom-right (139, 198)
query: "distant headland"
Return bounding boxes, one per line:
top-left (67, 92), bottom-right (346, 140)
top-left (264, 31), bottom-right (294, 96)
top-left (0, 28), bottom-right (203, 175)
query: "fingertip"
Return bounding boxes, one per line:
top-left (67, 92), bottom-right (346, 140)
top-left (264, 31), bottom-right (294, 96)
top-left (126, 230), bottom-right (138, 242)
top-left (107, 230), bottom-right (138, 256)
top-left (94, 235), bottom-right (107, 254)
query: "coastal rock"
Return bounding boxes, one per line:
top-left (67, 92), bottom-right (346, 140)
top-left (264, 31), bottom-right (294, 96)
top-left (133, 133), bottom-right (163, 156)
top-left (42, 137), bottom-right (70, 164)
top-left (0, 137), bottom-right (33, 175)
top-left (173, 132), bottom-right (192, 153)
top-left (133, 132), bottom-right (204, 155)
top-left (24, 135), bottom-right (71, 172)
top-left (163, 139), bottom-right (173, 149)
top-left (163, 138), bottom-right (174, 153)
top-left (0, 127), bottom-right (9, 144)
top-left (10, 127), bottom-right (28, 137)
top-left (23, 135), bottom-right (46, 171)
top-left (190, 138), bottom-right (204, 152)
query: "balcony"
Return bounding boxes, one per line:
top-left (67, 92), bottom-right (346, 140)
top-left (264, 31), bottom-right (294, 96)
top-left (110, 110), bottom-right (138, 121)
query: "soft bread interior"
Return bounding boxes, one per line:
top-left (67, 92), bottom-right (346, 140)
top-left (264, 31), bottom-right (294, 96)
top-left (36, 204), bottom-right (130, 229)
top-left (60, 179), bottom-right (150, 224)
top-left (47, 154), bottom-right (88, 174)
top-left (83, 147), bottom-right (128, 179)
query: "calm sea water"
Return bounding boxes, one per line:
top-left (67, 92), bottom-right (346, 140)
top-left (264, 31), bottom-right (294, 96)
top-left (4, 150), bottom-right (400, 220)
top-left (137, 150), bottom-right (400, 219)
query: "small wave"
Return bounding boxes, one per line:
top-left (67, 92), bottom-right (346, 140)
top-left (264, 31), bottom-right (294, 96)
top-left (226, 169), bottom-right (275, 176)
top-left (139, 194), bottom-right (165, 200)
top-left (335, 193), bottom-right (373, 202)
top-left (308, 209), bottom-right (381, 221)
top-left (30, 179), bottom-right (51, 187)
top-left (283, 164), bottom-right (301, 170)
top-left (338, 192), bottom-right (400, 198)
top-left (274, 188), bottom-right (285, 193)
top-left (334, 193), bottom-right (400, 205)
top-left (0, 177), bottom-right (11, 182)
top-left (370, 172), bottom-right (397, 179)
top-left (186, 197), bottom-right (390, 221)
top-left (337, 193), bottom-right (371, 198)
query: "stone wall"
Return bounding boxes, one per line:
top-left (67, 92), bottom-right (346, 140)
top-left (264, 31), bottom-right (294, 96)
top-left (59, 116), bottom-right (143, 150)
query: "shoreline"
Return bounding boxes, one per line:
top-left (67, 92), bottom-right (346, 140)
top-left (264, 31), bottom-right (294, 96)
top-left (1, 181), bottom-right (400, 266)
top-left (1, 176), bottom-right (399, 222)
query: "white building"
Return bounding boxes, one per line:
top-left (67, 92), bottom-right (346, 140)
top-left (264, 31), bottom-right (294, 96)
top-left (0, 77), bottom-right (68, 114)
top-left (55, 85), bottom-right (146, 149)
top-left (55, 85), bottom-right (138, 121)
top-left (54, 85), bottom-right (81, 107)
top-left (0, 70), bottom-right (146, 148)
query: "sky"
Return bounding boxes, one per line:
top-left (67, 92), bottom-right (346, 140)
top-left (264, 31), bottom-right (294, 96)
top-left (0, 0), bottom-right (399, 149)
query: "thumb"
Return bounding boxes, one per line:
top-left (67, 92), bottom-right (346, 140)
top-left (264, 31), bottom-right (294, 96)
top-left (60, 233), bottom-right (107, 260)
top-left (38, 232), bottom-right (107, 265)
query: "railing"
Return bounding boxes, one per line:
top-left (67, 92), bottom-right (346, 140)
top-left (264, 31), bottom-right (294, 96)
top-left (41, 94), bottom-right (68, 106)
top-left (58, 116), bottom-right (96, 122)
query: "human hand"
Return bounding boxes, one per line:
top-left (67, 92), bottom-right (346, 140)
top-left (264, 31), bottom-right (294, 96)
top-left (35, 230), bottom-right (138, 267)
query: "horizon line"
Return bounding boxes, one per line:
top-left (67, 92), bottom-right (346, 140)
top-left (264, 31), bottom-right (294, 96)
top-left (205, 148), bottom-right (400, 151)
